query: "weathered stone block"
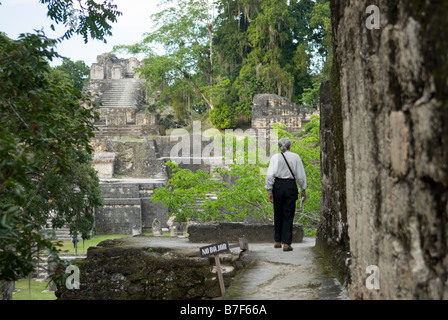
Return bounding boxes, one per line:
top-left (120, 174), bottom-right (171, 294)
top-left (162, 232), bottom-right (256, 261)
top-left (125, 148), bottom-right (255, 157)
top-left (136, 113), bottom-right (158, 125)
top-left (187, 223), bottom-right (304, 244)
top-left (251, 93), bottom-right (304, 132)
top-left (58, 237), bottom-right (243, 300)
top-left (316, 80), bottom-right (349, 284)
top-left (94, 203), bottom-right (142, 235)
top-left (92, 152), bottom-right (116, 178)
top-left (111, 66), bottom-right (122, 79)
top-left (90, 64), bottom-right (104, 80)
top-left (104, 140), bottom-right (167, 179)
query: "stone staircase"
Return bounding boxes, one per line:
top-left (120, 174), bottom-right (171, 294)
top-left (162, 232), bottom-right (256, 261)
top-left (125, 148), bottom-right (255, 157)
top-left (32, 253), bottom-right (87, 281)
top-left (100, 79), bottom-right (144, 108)
top-left (94, 124), bottom-right (160, 138)
top-left (42, 222), bottom-right (83, 242)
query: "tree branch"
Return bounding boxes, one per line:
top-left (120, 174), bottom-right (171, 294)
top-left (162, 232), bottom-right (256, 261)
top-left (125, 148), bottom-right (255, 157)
top-left (8, 102), bottom-right (29, 129)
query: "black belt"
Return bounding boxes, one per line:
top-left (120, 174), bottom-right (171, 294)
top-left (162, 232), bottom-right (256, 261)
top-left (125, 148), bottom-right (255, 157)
top-left (275, 178), bottom-right (295, 181)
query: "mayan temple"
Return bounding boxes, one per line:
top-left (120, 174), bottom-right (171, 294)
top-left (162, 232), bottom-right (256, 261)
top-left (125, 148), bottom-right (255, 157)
top-left (86, 53), bottom-right (162, 145)
top-left (84, 54), bottom-right (168, 235)
top-left (82, 53), bottom-right (312, 236)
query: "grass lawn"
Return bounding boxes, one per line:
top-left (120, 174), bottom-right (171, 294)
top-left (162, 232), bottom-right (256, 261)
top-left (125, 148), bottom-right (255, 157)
top-left (55, 234), bottom-right (133, 255)
top-left (13, 279), bottom-right (56, 300)
top-left (12, 233), bottom-right (141, 300)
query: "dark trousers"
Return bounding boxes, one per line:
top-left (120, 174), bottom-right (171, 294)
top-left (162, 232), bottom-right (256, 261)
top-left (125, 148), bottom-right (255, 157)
top-left (273, 179), bottom-right (298, 245)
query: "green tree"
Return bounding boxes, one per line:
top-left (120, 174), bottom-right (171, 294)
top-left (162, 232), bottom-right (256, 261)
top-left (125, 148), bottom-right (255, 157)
top-left (300, 81), bottom-right (321, 110)
top-left (153, 161), bottom-right (273, 223)
top-left (53, 58), bottom-right (90, 90)
top-left (0, 1), bottom-right (121, 281)
top-left (214, 0), bottom-right (326, 121)
top-left (39, 0), bottom-right (122, 43)
top-left (153, 121), bottom-right (321, 231)
top-left (0, 32), bottom-right (102, 280)
top-left (115, 0), bottom-right (217, 122)
top-left (114, 0), bottom-right (330, 128)
top-left (309, 0), bottom-right (332, 78)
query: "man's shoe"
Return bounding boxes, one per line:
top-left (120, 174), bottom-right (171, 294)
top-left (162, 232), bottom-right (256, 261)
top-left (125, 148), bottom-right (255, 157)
top-left (274, 242), bottom-right (282, 248)
top-left (283, 244), bottom-right (293, 252)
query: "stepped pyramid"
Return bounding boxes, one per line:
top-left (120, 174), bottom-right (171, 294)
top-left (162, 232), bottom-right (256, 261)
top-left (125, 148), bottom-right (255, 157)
top-left (84, 53), bottom-right (161, 139)
top-left (83, 54), bottom-right (169, 235)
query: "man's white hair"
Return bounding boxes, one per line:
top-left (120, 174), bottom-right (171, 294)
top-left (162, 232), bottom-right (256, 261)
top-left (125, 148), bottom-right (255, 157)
top-left (278, 137), bottom-right (291, 153)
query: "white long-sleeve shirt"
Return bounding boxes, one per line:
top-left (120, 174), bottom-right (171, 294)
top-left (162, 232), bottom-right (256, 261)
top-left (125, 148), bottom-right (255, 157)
top-left (265, 151), bottom-right (307, 193)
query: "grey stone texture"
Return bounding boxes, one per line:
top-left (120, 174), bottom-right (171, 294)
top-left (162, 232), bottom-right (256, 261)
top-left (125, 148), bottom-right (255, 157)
top-left (104, 139), bottom-right (167, 179)
top-left (95, 180), bottom-right (167, 235)
top-left (92, 152), bottom-right (116, 178)
top-left (84, 53), bottom-right (162, 142)
top-left (251, 94), bottom-right (305, 132)
top-left (58, 237), bottom-right (244, 300)
top-left (316, 80), bottom-right (349, 284)
top-left (188, 223), bottom-right (304, 244)
top-left (327, 1), bottom-right (448, 299)
top-left (0, 281), bottom-right (15, 300)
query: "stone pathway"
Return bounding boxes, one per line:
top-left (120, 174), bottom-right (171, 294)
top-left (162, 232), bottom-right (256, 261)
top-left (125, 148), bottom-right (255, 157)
top-left (25, 235), bottom-right (346, 300)
top-left (96, 235), bottom-right (348, 300)
top-left (224, 237), bottom-right (348, 300)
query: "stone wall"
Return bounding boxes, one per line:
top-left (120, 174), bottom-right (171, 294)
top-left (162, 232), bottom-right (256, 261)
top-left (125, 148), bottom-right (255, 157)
top-left (104, 140), bottom-right (167, 179)
top-left (251, 94), bottom-right (304, 132)
top-left (188, 223), bottom-right (304, 244)
top-left (84, 53), bottom-right (162, 140)
top-left (90, 54), bottom-right (142, 80)
top-left (330, 0), bottom-right (448, 299)
top-left (92, 152), bottom-right (116, 179)
top-left (95, 181), bottom-right (167, 234)
top-left (315, 80), bottom-right (349, 284)
top-left (58, 237), bottom-right (243, 300)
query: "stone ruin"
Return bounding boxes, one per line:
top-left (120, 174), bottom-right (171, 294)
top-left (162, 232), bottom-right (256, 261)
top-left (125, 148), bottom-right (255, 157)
top-left (26, 56), bottom-right (313, 301)
top-left (85, 53), bottom-right (162, 143)
top-left (251, 93), bottom-right (308, 133)
top-left (85, 54), bottom-right (169, 235)
top-left (83, 54), bottom-right (311, 237)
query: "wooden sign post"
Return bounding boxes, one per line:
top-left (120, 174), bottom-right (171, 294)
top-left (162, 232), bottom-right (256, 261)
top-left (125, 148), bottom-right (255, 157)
top-left (199, 238), bottom-right (249, 298)
top-left (214, 254), bottom-right (225, 297)
top-left (199, 241), bottom-right (230, 297)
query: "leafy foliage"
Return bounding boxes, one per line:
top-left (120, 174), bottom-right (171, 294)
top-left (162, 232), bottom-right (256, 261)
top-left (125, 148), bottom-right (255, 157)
top-left (0, 0), bottom-right (121, 281)
top-left (209, 100), bottom-right (236, 129)
top-left (152, 161), bottom-right (273, 223)
top-left (53, 58), bottom-right (90, 90)
top-left (213, 0), bottom-right (330, 119)
top-left (0, 32), bottom-right (101, 280)
top-left (116, 0), bottom-right (331, 127)
top-left (153, 120), bottom-right (321, 229)
top-left (115, 0), bottom-right (216, 123)
top-left (40, 0), bottom-right (122, 43)
top-left (300, 81), bottom-right (321, 110)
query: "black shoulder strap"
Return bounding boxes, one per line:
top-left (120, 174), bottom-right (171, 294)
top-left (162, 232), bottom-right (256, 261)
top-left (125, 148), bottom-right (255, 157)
top-left (281, 152), bottom-right (296, 180)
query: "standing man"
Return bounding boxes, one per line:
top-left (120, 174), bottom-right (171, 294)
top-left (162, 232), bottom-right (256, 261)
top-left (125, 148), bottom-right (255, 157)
top-left (265, 138), bottom-right (307, 252)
